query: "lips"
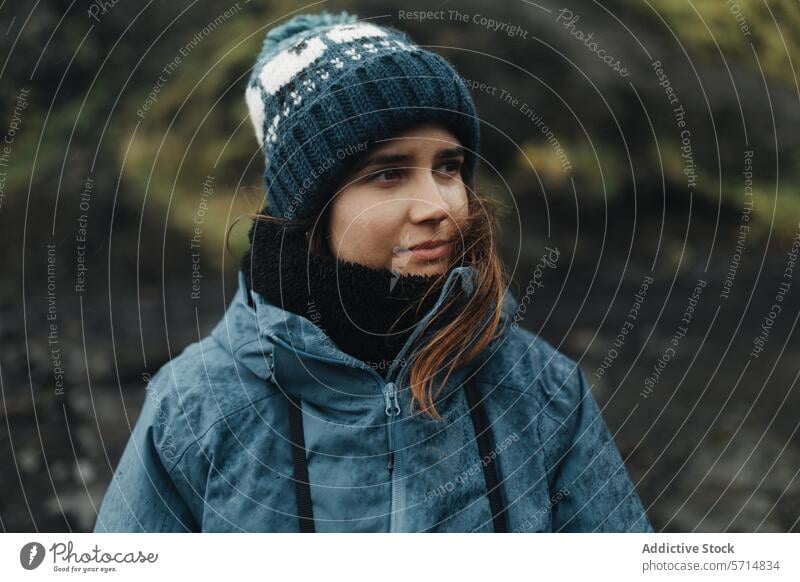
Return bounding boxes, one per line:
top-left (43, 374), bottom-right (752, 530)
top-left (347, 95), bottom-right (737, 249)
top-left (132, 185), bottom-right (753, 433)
top-left (406, 239), bottom-right (451, 261)
top-left (409, 239), bottom-right (450, 251)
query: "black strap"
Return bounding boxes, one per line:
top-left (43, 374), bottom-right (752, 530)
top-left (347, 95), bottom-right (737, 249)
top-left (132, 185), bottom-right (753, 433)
top-left (284, 380), bottom-right (507, 532)
top-left (464, 377), bottom-right (509, 532)
top-left (287, 393), bottom-right (315, 532)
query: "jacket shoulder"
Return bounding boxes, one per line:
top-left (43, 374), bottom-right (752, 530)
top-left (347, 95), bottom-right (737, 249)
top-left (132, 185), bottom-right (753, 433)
top-left (480, 323), bottom-right (586, 421)
top-left (145, 334), bottom-right (280, 470)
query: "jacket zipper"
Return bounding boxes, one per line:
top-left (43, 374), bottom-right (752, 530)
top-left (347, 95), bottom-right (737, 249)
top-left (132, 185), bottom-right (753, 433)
top-left (268, 333), bottom-right (406, 530)
top-left (383, 381), bottom-right (401, 531)
top-left (383, 381), bottom-right (401, 473)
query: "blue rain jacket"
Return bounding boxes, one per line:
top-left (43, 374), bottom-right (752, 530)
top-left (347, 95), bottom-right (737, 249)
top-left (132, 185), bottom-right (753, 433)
top-left (94, 266), bottom-right (652, 532)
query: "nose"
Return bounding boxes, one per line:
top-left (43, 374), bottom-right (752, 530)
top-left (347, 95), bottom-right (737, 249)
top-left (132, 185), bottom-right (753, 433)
top-left (408, 171), bottom-right (452, 225)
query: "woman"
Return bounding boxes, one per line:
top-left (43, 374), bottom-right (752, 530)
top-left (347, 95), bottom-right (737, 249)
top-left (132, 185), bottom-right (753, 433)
top-left (94, 11), bottom-right (652, 533)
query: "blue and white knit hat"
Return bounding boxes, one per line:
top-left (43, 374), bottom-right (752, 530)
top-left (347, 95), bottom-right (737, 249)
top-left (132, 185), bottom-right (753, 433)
top-left (245, 11), bottom-right (480, 220)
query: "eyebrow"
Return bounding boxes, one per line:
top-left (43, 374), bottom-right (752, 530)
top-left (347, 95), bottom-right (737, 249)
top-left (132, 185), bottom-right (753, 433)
top-left (350, 145), bottom-right (465, 174)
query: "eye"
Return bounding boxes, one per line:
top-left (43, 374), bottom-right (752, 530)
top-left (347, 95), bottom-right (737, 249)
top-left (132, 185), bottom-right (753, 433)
top-left (367, 167), bottom-right (403, 184)
top-left (435, 160), bottom-right (463, 178)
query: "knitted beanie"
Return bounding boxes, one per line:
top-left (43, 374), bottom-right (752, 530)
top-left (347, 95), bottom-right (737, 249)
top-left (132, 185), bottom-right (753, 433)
top-left (245, 11), bottom-right (480, 220)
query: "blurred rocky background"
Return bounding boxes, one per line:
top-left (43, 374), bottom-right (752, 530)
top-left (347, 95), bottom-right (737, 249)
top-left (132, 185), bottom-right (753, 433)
top-left (1, 0), bottom-right (798, 532)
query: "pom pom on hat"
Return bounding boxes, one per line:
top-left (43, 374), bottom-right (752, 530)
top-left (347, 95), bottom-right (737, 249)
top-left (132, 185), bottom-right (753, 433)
top-left (260, 10), bottom-right (358, 53)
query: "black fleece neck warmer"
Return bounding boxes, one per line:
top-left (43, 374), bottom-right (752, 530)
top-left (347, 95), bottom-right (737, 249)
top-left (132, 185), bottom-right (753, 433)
top-left (240, 218), bottom-right (459, 377)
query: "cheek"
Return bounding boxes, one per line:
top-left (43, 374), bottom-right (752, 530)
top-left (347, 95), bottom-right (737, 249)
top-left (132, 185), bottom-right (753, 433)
top-left (329, 195), bottom-right (403, 264)
top-left (445, 182), bottom-right (469, 219)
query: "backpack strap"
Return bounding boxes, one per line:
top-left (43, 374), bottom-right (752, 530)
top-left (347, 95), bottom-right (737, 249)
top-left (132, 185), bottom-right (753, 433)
top-left (287, 393), bottom-right (315, 532)
top-left (285, 379), bottom-right (507, 533)
top-left (464, 377), bottom-right (509, 532)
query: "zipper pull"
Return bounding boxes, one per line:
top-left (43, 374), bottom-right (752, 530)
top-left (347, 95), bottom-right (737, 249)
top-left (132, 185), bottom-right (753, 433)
top-left (383, 383), bottom-right (394, 416)
top-left (387, 450), bottom-right (394, 475)
top-left (383, 382), bottom-right (401, 417)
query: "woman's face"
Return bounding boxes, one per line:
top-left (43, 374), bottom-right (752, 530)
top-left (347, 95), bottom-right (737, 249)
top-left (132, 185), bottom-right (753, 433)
top-left (325, 124), bottom-right (469, 276)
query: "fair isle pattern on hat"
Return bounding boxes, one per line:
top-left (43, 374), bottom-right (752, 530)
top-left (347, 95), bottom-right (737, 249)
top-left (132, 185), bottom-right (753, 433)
top-left (245, 11), bottom-right (480, 220)
top-left (246, 22), bottom-right (417, 146)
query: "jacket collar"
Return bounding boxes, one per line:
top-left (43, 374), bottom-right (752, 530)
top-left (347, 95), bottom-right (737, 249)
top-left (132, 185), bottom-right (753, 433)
top-left (212, 265), bottom-right (519, 409)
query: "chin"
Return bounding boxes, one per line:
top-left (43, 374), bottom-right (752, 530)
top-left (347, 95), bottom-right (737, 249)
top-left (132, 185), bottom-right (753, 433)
top-left (402, 261), bottom-right (449, 277)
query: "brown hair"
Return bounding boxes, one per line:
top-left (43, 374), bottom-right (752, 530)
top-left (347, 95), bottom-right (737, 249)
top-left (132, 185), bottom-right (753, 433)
top-left (244, 181), bottom-right (510, 421)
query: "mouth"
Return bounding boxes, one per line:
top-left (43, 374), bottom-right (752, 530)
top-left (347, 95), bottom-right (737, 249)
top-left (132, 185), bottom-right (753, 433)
top-left (396, 239), bottom-right (452, 261)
